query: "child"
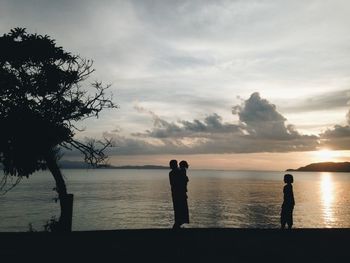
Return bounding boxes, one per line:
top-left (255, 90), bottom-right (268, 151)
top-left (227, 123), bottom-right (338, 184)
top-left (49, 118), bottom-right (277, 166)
top-left (281, 174), bottom-right (295, 229)
top-left (177, 160), bottom-right (190, 226)
top-left (179, 160), bottom-right (189, 196)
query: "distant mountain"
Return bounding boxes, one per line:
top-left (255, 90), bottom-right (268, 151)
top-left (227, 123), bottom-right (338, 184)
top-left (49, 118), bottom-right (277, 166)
top-left (58, 160), bottom-right (168, 170)
top-left (1, 160), bottom-right (168, 170)
top-left (58, 160), bottom-right (94, 169)
top-left (109, 165), bottom-right (168, 170)
top-left (286, 162), bottom-right (350, 172)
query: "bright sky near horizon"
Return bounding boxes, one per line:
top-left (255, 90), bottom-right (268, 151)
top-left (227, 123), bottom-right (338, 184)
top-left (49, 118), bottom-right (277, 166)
top-left (1, 0), bottom-right (350, 170)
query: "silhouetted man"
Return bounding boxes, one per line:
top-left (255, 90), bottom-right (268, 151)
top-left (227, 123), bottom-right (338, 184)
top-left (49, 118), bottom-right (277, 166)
top-left (169, 159), bottom-right (189, 229)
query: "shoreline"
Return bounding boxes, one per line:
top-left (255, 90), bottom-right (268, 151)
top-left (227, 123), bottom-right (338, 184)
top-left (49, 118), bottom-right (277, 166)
top-left (1, 228), bottom-right (349, 262)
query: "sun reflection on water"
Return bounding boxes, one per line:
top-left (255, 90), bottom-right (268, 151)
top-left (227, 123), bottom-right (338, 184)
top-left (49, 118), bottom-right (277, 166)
top-left (320, 173), bottom-right (335, 227)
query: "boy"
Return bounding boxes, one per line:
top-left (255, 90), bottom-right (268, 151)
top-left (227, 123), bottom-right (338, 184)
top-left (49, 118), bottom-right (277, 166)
top-left (281, 174), bottom-right (295, 229)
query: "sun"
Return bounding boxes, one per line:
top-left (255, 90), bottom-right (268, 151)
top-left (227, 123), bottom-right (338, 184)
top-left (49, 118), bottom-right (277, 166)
top-left (314, 149), bottom-right (339, 162)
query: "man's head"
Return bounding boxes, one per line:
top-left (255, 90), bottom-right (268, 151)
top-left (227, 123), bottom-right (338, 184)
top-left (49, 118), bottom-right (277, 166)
top-left (169, 159), bottom-right (178, 169)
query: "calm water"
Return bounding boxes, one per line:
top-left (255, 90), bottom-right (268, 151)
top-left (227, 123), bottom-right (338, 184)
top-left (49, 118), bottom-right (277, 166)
top-left (1, 169), bottom-right (350, 231)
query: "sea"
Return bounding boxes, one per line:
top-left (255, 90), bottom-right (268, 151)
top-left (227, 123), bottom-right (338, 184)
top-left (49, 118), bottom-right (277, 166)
top-left (1, 169), bottom-right (350, 232)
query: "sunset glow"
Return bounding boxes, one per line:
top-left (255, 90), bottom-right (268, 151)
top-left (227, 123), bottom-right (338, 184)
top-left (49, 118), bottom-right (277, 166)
top-left (314, 150), bottom-right (339, 162)
top-left (320, 173), bottom-right (335, 227)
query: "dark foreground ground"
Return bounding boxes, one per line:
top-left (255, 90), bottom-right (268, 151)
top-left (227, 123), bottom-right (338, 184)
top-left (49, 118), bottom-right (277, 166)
top-left (1, 228), bottom-right (349, 262)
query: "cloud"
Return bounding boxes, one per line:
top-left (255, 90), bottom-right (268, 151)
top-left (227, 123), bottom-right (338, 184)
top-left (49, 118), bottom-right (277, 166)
top-left (103, 93), bottom-right (319, 155)
top-left (319, 109), bottom-right (350, 149)
top-left (319, 107), bottom-right (350, 150)
top-left (280, 89), bottom-right (350, 113)
top-left (320, 128), bottom-right (350, 150)
top-left (346, 109), bottom-right (350, 125)
top-left (132, 106), bottom-right (241, 138)
top-left (321, 125), bottom-right (350, 139)
top-left (234, 92), bottom-right (302, 140)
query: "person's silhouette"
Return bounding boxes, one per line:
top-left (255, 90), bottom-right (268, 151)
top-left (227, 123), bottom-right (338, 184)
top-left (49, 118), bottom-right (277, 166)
top-left (178, 160), bottom-right (190, 226)
top-left (280, 174), bottom-right (295, 229)
top-left (169, 160), bottom-right (181, 229)
top-left (169, 160), bottom-right (190, 229)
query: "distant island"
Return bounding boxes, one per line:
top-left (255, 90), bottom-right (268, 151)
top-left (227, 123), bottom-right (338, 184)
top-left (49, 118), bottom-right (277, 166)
top-left (1, 160), bottom-right (168, 170)
top-left (58, 160), bottom-right (168, 170)
top-left (107, 165), bottom-right (168, 170)
top-left (286, 162), bottom-right (350, 172)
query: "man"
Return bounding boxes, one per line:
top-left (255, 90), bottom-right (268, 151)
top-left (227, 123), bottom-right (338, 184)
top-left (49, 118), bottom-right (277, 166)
top-left (169, 159), bottom-right (189, 229)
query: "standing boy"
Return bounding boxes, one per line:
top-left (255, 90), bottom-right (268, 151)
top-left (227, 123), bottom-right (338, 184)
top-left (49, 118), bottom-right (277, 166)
top-left (281, 174), bottom-right (295, 229)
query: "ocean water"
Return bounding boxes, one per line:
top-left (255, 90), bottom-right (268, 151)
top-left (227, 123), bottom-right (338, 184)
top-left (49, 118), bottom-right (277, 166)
top-left (1, 169), bottom-right (350, 231)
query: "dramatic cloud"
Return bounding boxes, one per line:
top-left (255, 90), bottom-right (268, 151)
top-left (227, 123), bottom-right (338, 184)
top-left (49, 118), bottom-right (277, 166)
top-left (233, 92), bottom-right (302, 140)
top-left (133, 104), bottom-right (241, 138)
top-left (322, 125), bottom-right (350, 139)
top-left (103, 93), bottom-right (319, 155)
top-left (320, 109), bottom-right (350, 150)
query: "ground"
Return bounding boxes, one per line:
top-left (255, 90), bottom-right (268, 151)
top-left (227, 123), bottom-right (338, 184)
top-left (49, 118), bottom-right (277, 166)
top-left (1, 229), bottom-right (349, 262)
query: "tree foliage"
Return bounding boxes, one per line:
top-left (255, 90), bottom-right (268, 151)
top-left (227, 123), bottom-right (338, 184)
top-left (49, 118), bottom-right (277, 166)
top-left (0, 28), bottom-right (117, 183)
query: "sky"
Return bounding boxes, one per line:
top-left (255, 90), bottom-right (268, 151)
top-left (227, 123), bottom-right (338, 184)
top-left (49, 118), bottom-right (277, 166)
top-left (1, 0), bottom-right (350, 170)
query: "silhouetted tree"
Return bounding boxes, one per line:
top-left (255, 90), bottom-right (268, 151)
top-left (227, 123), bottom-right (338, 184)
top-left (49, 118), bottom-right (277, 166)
top-left (0, 28), bottom-right (117, 231)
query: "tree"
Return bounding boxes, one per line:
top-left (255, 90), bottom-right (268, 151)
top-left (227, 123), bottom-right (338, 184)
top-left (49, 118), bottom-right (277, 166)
top-left (0, 28), bottom-right (117, 231)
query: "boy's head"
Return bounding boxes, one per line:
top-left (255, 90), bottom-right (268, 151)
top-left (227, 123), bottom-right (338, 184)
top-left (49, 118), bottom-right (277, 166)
top-left (284, 174), bottom-right (294, 184)
top-left (169, 160), bottom-right (178, 169)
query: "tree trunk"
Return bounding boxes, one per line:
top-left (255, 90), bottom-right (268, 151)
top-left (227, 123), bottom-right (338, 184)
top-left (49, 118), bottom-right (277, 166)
top-left (45, 153), bottom-right (73, 232)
